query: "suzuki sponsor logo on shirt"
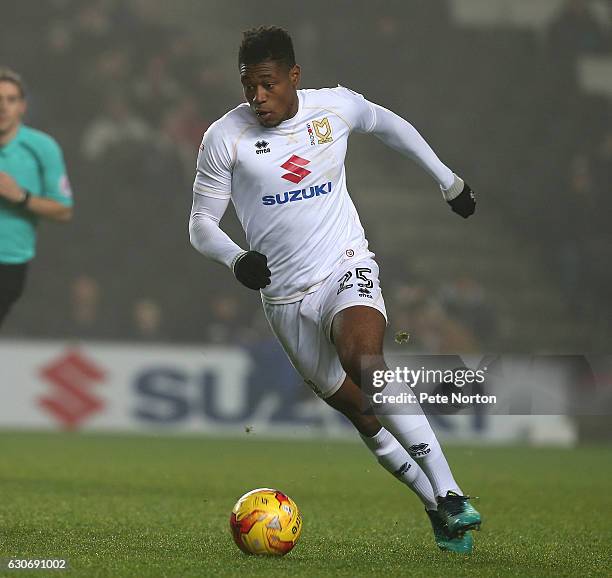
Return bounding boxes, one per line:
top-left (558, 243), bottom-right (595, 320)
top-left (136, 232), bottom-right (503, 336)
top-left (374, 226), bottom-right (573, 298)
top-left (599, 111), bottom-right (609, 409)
top-left (262, 181), bottom-right (332, 206)
top-left (280, 154), bottom-right (311, 184)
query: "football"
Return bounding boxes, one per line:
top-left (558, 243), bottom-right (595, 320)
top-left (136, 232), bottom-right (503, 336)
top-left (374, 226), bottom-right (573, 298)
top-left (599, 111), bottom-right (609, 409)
top-left (229, 488), bottom-right (302, 555)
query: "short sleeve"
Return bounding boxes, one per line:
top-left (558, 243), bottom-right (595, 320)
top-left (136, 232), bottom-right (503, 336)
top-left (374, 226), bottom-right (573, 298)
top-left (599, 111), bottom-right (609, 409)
top-left (41, 137), bottom-right (73, 207)
top-left (333, 85), bottom-right (377, 134)
top-left (193, 121), bottom-right (233, 199)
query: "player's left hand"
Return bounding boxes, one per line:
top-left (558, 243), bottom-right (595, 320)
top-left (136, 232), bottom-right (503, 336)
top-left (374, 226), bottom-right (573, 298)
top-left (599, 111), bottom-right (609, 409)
top-left (447, 182), bottom-right (476, 218)
top-left (0, 172), bottom-right (26, 203)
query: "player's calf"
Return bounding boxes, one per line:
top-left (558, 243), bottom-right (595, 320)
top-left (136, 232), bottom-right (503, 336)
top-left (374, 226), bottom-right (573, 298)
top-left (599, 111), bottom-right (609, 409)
top-left (324, 375), bottom-right (381, 437)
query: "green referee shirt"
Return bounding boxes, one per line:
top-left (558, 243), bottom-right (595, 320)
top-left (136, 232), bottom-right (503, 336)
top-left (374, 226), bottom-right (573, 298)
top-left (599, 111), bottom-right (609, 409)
top-left (0, 124), bottom-right (73, 264)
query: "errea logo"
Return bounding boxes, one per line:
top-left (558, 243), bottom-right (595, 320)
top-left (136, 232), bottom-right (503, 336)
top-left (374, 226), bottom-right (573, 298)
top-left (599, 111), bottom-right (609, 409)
top-left (255, 140), bottom-right (270, 155)
top-left (408, 443), bottom-right (431, 457)
top-left (393, 461), bottom-right (412, 478)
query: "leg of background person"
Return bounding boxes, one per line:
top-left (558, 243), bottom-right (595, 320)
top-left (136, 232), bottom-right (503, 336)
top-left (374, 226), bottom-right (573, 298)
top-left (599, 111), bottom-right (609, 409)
top-left (0, 263), bottom-right (27, 328)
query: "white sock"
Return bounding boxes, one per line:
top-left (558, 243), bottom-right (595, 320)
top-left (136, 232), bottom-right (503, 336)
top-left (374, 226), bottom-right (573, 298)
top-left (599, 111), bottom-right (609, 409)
top-left (360, 426), bottom-right (437, 510)
top-left (372, 377), bottom-right (462, 499)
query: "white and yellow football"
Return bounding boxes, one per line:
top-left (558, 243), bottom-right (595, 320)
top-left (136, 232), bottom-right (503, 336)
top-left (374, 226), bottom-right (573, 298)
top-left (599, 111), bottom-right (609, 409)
top-left (229, 488), bottom-right (302, 555)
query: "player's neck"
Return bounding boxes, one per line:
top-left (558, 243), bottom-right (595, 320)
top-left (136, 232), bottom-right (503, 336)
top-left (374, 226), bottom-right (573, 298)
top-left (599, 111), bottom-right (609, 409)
top-left (0, 123), bottom-right (20, 146)
top-left (281, 92), bottom-right (299, 123)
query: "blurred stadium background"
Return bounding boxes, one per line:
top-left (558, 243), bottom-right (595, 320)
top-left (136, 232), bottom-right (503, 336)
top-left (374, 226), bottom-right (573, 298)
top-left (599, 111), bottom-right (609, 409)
top-left (2, 1), bottom-right (612, 441)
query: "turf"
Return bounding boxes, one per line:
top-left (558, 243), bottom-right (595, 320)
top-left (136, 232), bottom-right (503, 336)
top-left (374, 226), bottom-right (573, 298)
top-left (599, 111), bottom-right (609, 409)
top-left (0, 432), bottom-right (610, 578)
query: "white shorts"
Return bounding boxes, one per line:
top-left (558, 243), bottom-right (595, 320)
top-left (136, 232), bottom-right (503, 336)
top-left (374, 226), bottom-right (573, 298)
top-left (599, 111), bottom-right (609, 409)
top-left (262, 257), bottom-right (387, 399)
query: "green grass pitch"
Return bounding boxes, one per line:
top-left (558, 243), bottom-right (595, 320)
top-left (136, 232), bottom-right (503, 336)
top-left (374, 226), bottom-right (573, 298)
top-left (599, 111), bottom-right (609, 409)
top-left (0, 431), bottom-right (610, 577)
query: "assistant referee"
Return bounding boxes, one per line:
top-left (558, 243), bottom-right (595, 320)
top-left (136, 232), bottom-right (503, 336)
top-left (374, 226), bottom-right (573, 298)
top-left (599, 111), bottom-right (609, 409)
top-left (0, 67), bottom-right (73, 327)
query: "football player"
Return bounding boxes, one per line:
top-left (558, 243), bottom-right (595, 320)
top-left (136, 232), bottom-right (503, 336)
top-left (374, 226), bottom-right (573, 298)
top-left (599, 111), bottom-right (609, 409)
top-left (189, 26), bottom-right (480, 553)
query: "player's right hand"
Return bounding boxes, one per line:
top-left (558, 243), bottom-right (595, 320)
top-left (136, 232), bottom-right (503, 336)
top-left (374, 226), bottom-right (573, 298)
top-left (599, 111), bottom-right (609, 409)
top-left (233, 251), bottom-right (271, 290)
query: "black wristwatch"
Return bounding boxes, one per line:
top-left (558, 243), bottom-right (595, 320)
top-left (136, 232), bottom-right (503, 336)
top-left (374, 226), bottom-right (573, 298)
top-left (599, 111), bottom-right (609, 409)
top-left (16, 189), bottom-right (31, 207)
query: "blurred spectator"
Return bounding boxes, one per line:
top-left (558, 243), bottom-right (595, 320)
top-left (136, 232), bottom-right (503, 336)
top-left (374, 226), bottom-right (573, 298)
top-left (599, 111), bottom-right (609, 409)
top-left (66, 275), bottom-right (105, 339)
top-left (132, 54), bottom-right (181, 124)
top-left (439, 276), bottom-right (498, 345)
top-left (567, 154), bottom-right (598, 227)
top-left (409, 300), bottom-right (480, 354)
top-left (549, 0), bottom-right (607, 61)
top-left (592, 130), bottom-right (612, 200)
top-left (391, 284), bottom-right (480, 353)
top-left (81, 94), bottom-right (153, 161)
top-left (556, 154), bottom-right (601, 316)
top-left (132, 298), bottom-right (163, 340)
top-left (72, 0), bottom-right (114, 59)
top-left (161, 94), bottom-right (210, 176)
top-left (166, 35), bottom-right (201, 93)
top-left (205, 295), bottom-right (243, 345)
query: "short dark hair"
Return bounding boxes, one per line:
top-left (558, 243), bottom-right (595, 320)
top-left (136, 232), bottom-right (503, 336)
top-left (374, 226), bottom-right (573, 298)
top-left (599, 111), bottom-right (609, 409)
top-left (238, 26), bottom-right (295, 70)
top-left (0, 66), bottom-right (26, 98)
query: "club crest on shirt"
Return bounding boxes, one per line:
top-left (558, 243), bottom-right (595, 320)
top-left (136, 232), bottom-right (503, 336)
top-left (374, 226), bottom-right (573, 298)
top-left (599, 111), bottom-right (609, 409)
top-left (306, 117), bottom-right (333, 145)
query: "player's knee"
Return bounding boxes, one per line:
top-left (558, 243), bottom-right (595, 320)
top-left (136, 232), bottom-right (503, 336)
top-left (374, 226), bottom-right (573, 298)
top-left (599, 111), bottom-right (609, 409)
top-left (338, 354), bottom-right (361, 387)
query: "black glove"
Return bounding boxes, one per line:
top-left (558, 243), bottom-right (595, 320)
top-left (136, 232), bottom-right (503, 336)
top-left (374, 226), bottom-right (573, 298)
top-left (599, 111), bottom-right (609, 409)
top-left (233, 251), bottom-right (271, 290)
top-left (447, 182), bottom-right (476, 218)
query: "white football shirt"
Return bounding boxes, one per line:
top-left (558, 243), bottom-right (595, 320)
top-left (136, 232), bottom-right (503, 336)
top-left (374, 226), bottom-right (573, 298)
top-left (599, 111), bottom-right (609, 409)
top-left (194, 86), bottom-right (381, 304)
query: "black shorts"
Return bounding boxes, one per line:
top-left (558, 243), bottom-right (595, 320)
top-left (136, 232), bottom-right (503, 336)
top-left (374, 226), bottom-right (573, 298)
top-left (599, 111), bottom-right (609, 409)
top-left (0, 262), bottom-right (28, 326)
